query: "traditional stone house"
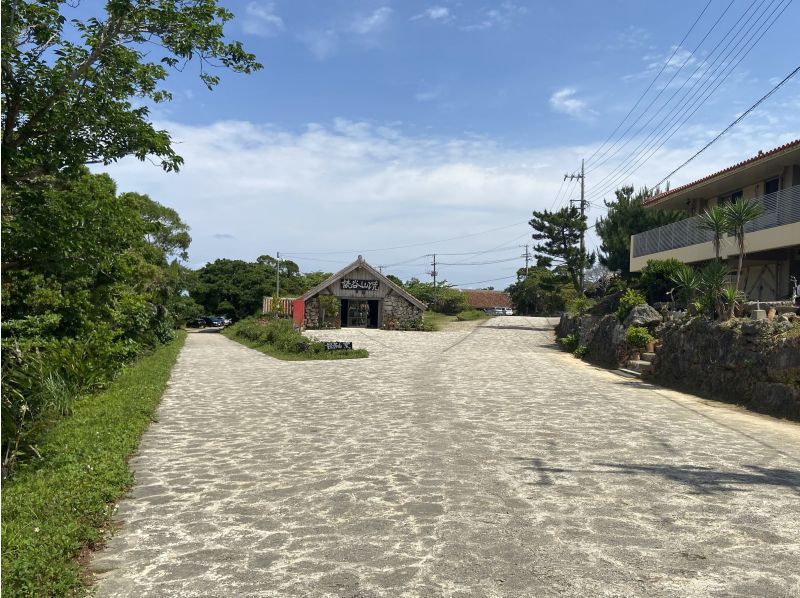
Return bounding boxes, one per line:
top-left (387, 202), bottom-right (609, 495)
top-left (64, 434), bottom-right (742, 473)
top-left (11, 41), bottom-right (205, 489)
top-left (292, 256), bottom-right (426, 330)
top-left (462, 289), bottom-right (513, 311)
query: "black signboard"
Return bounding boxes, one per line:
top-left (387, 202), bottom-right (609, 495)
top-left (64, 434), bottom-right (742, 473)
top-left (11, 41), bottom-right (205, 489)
top-left (341, 279), bottom-right (379, 291)
top-left (322, 341), bottom-right (353, 351)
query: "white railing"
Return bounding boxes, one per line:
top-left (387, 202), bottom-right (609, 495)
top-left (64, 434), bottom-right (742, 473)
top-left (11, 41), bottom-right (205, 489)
top-left (632, 184), bottom-right (800, 258)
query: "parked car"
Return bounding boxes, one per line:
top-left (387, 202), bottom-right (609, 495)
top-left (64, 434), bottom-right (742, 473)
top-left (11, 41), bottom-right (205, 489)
top-left (202, 316), bottom-right (225, 327)
top-left (503, 307), bottom-right (514, 316)
top-left (187, 317), bottom-right (205, 328)
top-left (484, 307), bottom-right (505, 315)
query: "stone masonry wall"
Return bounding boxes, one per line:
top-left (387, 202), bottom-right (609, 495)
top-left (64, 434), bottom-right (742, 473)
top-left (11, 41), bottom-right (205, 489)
top-left (304, 298), bottom-right (320, 329)
top-left (383, 294), bottom-right (423, 327)
top-left (648, 318), bottom-right (800, 420)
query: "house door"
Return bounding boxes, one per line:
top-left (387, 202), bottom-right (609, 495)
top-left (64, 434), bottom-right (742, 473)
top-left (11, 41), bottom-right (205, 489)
top-left (346, 300), bottom-right (370, 327)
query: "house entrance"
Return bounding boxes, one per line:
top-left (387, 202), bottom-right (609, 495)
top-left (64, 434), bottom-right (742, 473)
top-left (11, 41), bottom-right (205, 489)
top-left (340, 299), bottom-right (380, 328)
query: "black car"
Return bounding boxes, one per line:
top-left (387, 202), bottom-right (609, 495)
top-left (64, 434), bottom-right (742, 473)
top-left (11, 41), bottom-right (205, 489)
top-left (187, 317), bottom-right (206, 328)
top-left (203, 316), bottom-right (225, 327)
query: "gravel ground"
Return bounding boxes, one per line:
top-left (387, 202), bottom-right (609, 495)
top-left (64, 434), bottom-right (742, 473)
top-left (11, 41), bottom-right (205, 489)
top-left (90, 317), bottom-right (800, 597)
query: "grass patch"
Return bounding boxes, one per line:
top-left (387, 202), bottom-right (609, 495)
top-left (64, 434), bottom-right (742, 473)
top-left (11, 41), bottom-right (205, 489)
top-left (455, 309), bottom-right (489, 322)
top-left (0, 331), bottom-right (186, 598)
top-left (422, 311), bottom-right (457, 331)
top-left (223, 317), bottom-right (368, 360)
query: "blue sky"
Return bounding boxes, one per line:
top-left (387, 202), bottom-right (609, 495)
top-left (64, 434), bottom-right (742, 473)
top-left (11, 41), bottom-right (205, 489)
top-left (103, 0), bottom-right (800, 286)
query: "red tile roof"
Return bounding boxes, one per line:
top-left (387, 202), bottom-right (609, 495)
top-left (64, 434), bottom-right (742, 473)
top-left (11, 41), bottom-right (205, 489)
top-left (462, 289), bottom-right (512, 309)
top-left (645, 138), bottom-right (800, 207)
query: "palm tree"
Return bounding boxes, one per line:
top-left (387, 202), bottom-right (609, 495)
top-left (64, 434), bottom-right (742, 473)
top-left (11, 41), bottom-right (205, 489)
top-left (669, 264), bottom-right (701, 308)
top-left (697, 205), bottom-right (728, 260)
top-left (723, 198), bottom-right (764, 318)
top-left (699, 260), bottom-right (730, 319)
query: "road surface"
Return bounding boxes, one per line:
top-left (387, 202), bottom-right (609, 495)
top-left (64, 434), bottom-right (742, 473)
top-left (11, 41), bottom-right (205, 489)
top-left (91, 317), bottom-right (800, 597)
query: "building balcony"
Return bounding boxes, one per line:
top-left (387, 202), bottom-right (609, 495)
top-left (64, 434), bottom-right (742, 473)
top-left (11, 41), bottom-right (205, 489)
top-left (630, 184), bottom-right (800, 272)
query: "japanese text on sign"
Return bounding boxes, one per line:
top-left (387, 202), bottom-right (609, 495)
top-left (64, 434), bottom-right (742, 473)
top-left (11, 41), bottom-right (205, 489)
top-left (341, 279), bottom-right (379, 291)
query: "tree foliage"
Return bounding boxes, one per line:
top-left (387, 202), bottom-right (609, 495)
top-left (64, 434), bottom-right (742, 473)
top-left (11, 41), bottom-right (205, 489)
top-left (595, 186), bottom-right (684, 278)
top-left (1, 0), bottom-right (262, 184)
top-left (529, 205), bottom-right (594, 293)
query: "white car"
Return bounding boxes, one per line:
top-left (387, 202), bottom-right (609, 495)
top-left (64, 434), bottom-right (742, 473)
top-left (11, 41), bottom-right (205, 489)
top-left (503, 307), bottom-right (514, 316)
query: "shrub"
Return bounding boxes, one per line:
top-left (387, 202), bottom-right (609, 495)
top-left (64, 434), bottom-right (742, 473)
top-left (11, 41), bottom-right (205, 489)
top-left (638, 259), bottom-right (684, 304)
top-left (455, 309), bottom-right (486, 321)
top-left (573, 345), bottom-right (588, 358)
top-left (558, 333), bottom-right (579, 352)
top-left (625, 325), bottom-right (654, 348)
top-left (616, 288), bottom-right (647, 321)
top-left (565, 296), bottom-right (595, 316)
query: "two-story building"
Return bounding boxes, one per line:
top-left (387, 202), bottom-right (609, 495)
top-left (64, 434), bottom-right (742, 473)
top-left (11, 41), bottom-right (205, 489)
top-left (630, 139), bottom-right (800, 301)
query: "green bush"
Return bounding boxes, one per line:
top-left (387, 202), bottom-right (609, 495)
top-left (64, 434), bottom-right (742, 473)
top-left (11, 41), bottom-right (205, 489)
top-left (638, 259), bottom-right (684, 304)
top-left (455, 309), bottom-right (487, 321)
top-left (224, 317), bottom-right (368, 360)
top-left (616, 288), bottom-right (647, 321)
top-left (558, 333), bottom-right (579, 352)
top-left (565, 296), bottom-right (595, 316)
top-left (573, 345), bottom-right (588, 358)
top-left (625, 325), bottom-right (654, 348)
top-left (1, 332), bottom-right (185, 598)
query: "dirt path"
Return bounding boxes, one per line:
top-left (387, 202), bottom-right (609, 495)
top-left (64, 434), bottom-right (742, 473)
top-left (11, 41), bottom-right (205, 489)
top-left (91, 317), bottom-right (800, 597)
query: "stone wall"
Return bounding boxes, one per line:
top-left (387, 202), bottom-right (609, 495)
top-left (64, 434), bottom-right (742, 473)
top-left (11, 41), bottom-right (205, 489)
top-left (556, 313), bottom-right (627, 368)
top-left (383, 294), bottom-right (423, 328)
top-left (304, 297), bottom-right (320, 329)
top-left (647, 318), bottom-right (800, 420)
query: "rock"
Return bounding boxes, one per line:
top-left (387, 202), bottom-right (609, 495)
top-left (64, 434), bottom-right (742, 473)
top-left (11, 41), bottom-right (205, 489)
top-left (588, 291), bottom-right (624, 315)
top-left (623, 304), bottom-right (663, 328)
top-left (741, 320), bottom-right (769, 336)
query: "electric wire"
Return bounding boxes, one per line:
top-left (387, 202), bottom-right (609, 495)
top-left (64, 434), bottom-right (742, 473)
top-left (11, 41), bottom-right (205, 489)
top-left (586, 0), bottom-right (779, 189)
top-left (586, 0), bottom-right (792, 202)
top-left (652, 64), bottom-right (800, 188)
top-left (585, 0), bottom-right (721, 170)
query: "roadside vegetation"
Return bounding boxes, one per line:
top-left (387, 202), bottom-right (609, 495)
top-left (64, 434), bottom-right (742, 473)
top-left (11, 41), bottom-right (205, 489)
top-left (223, 317), bottom-right (369, 360)
top-left (1, 332), bottom-right (186, 598)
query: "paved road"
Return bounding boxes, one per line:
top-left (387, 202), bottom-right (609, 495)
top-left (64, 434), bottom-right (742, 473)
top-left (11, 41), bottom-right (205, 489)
top-left (91, 317), bottom-right (800, 597)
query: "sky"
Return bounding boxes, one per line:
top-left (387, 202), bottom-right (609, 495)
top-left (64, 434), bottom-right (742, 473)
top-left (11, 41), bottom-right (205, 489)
top-left (100, 0), bottom-right (800, 288)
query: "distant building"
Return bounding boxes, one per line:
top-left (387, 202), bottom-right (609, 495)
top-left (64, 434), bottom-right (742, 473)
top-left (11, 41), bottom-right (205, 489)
top-left (461, 289), bottom-right (513, 310)
top-left (630, 139), bottom-right (800, 301)
top-left (291, 256), bottom-right (426, 329)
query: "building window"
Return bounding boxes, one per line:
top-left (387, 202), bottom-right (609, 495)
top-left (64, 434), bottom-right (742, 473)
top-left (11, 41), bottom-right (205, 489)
top-left (718, 189), bottom-right (742, 206)
top-left (764, 177), bottom-right (780, 195)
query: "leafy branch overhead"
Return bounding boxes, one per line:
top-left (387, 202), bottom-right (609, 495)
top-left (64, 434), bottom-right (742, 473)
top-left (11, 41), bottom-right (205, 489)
top-left (1, 0), bottom-right (263, 184)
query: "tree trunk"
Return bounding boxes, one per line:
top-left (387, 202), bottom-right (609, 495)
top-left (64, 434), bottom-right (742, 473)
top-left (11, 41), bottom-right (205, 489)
top-left (730, 234), bottom-right (745, 319)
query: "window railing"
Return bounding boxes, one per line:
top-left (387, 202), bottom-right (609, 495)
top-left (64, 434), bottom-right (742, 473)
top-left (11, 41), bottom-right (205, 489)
top-left (631, 184), bottom-right (800, 258)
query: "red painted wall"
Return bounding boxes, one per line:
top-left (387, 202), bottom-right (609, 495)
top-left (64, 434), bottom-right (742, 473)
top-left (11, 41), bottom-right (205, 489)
top-left (292, 299), bottom-right (305, 329)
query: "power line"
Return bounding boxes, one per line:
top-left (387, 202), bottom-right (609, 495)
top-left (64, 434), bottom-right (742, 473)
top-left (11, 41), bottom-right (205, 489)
top-left (451, 275), bottom-right (518, 288)
top-left (653, 64), bottom-right (800, 188)
top-left (587, 0), bottom-right (777, 188)
top-left (586, 0), bottom-right (792, 202)
top-left (585, 0), bottom-right (719, 169)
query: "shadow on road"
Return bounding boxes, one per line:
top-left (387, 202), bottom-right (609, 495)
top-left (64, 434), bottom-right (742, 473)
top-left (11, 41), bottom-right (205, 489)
top-left (512, 457), bottom-right (800, 496)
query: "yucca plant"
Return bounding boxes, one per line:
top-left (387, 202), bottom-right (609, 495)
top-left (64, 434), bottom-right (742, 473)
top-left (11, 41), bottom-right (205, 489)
top-left (699, 260), bottom-right (730, 319)
top-left (720, 286), bottom-right (746, 319)
top-left (723, 198), bottom-right (763, 317)
top-left (669, 264), bottom-right (701, 308)
top-left (697, 205), bottom-right (729, 260)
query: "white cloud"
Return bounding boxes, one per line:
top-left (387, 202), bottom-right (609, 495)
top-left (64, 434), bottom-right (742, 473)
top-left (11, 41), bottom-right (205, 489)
top-left (349, 7), bottom-right (393, 35)
top-left (549, 88), bottom-right (594, 120)
top-left (99, 114), bottom-right (799, 280)
top-left (243, 2), bottom-right (285, 37)
top-left (613, 25), bottom-right (650, 49)
top-left (414, 87), bottom-right (443, 102)
top-left (461, 2), bottom-right (525, 32)
top-left (412, 6), bottom-right (452, 22)
top-left (298, 29), bottom-right (339, 60)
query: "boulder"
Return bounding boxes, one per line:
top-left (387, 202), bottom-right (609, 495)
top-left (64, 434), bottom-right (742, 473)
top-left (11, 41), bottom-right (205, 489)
top-left (588, 290), bottom-right (624, 315)
top-left (623, 304), bottom-right (663, 328)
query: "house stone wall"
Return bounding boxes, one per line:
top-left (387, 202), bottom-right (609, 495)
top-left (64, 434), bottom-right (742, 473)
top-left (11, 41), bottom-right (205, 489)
top-left (383, 294), bottom-right (423, 327)
top-left (304, 297), bottom-right (321, 329)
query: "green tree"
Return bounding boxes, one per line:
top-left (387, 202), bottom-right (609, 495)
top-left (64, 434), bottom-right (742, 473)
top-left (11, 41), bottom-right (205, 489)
top-left (723, 198), bottom-right (763, 313)
top-left (595, 185), bottom-right (684, 278)
top-left (529, 205), bottom-right (594, 294)
top-left (697, 205), bottom-right (728, 261)
top-left (507, 266), bottom-right (566, 315)
top-left (1, 0), bottom-right (261, 185)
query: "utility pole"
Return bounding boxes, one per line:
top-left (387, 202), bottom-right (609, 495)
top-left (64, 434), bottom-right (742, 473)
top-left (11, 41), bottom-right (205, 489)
top-left (564, 159), bottom-right (586, 294)
top-left (521, 244), bottom-right (531, 276)
top-left (430, 254), bottom-right (438, 294)
top-left (276, 251), bottom-right (280, 298)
